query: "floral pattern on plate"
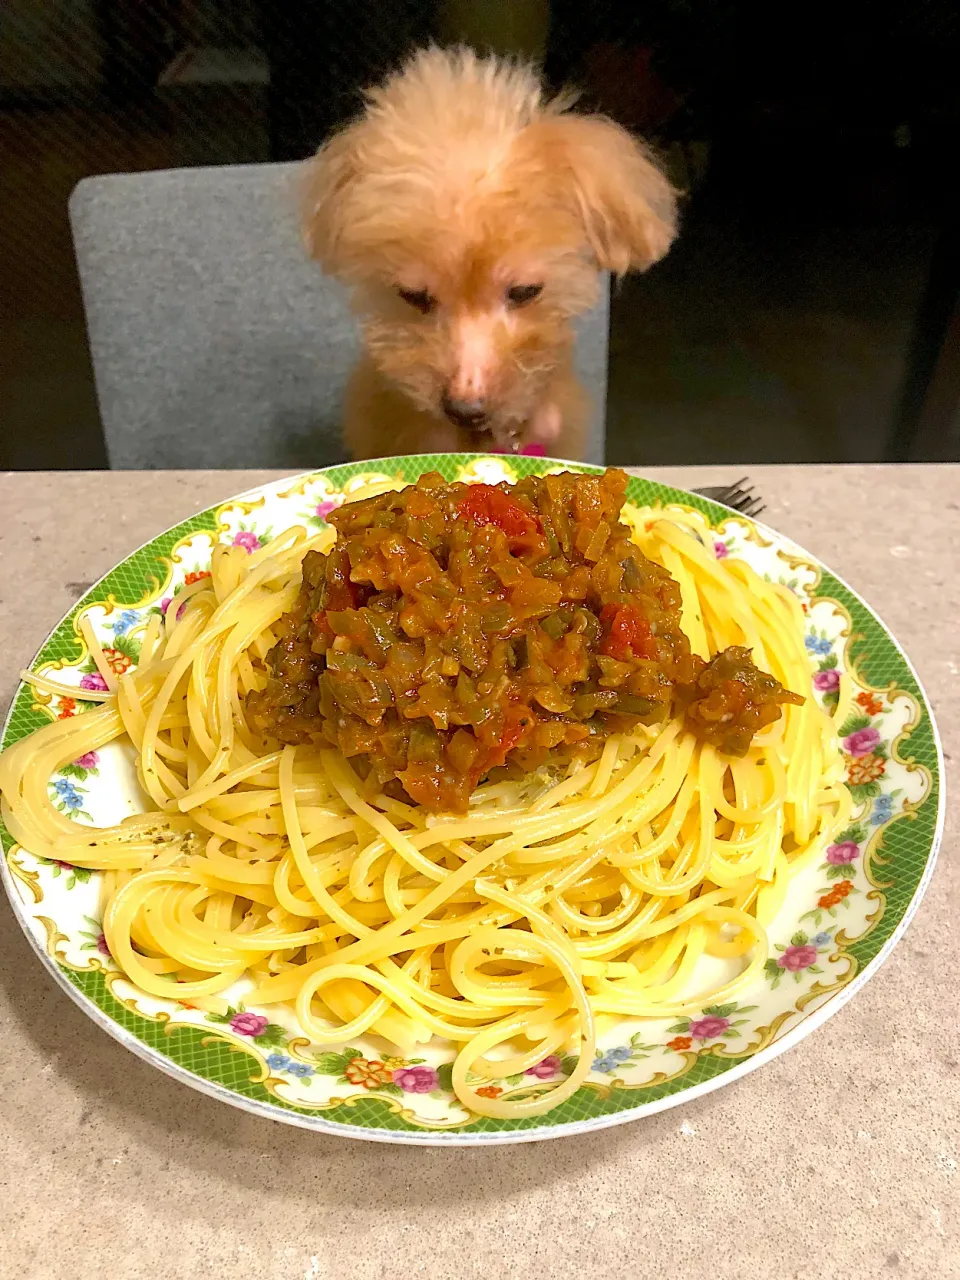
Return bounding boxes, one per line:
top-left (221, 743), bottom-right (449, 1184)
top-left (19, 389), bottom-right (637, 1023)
top-left (764, 930), bottom-right (836, 989)
top-left (665, 1002), bottom-right (758, 1049)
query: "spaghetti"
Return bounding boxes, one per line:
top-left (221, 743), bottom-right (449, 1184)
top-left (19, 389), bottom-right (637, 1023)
top-left (0, 481), bottom-right (850, 1119)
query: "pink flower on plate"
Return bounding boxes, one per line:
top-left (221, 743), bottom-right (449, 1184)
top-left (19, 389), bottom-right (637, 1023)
top-left (79, 672), bottom-right (109, 693)
top-left (230, 1011), bottom-right (268, 1037)
top-left (232, 530), bottom-right (260, 553)
top-left (687, 1015), bottom-right (730, 1040)
top-left (525, 1055), bottom-right (562, 1079)
top-left (160, 596), bottom-right (190, 621)
top-left (713, 540), bottom-right (729, 560)
top-left (826, 841), bottom-right (859, 865)
top-left (844, 726), bottom-right (882, 758)
top-left (778, 944), bottom-right (818, 971)
top-left (393, 1065), bottom-right (439, 1094)
top-left (315, 496), bottom-right (344, 522)
top-left (96, 933), bottom-right (110, 957)
top-left (73, 751), bottom-right (99, 769)
top-left (813, 668), bottom-right (840, 692)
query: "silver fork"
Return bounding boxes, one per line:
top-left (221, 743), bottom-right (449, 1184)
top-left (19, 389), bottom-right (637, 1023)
top-left (692, 476), bottom-right (765, 518)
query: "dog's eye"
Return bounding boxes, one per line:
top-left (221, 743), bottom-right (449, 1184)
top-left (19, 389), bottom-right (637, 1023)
top-left (397, 287), bottom-right (437, 315)
top-left (506, 284), bottom-right (543, 308)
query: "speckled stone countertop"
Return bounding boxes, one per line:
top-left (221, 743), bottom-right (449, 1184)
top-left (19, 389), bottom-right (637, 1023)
top-left (0, 465), bottom-right (956, 1280)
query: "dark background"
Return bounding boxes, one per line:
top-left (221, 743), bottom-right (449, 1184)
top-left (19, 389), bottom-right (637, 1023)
top-left (2, 0), bottom-right (958, 470)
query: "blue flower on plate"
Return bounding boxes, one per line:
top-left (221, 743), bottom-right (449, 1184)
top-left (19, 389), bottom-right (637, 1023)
top-left (812, 931), bottom-right (833, 947)
top-left (870, 794), bottom-right (895, 826)
top-left (591, 1054), bottom-right (618, 1074)
top-left (804, 634), bottom-right (832, 656)
top-left (266, 1052), bottom-right (289, 1070)
top-left (111, 609), bottom-right (140, 637)
top-left (609, 1045), bottom-right (632, 1062)
top-left (52, 777), bottom-right (83, 808)
top-left (288, 1062), bottom-right (313, 1078)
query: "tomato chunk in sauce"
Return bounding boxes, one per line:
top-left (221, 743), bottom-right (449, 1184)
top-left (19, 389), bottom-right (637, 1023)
top-left (455, 485), bottom-right (541, 539)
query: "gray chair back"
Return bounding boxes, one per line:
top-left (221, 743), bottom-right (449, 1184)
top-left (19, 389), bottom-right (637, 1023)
top-left (69, 161), bottom-right (608, 468)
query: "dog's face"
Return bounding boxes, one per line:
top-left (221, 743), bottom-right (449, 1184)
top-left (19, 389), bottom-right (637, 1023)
top-left (342, 205), bottom-right (601, 447)
top-left (303, 49), bottom-right (677, 447)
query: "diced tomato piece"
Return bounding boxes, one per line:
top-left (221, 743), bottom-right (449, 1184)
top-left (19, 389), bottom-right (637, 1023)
top-left (600, 604), bottom-right (655, 661)
top-left (483, 705), bottom-right (535, 770)
top-left (500, 707), bottom-right (532, 755)
top-left (311, 610), bottom-right (334, 639)
top-left (456, 485), bottom-right (541, 538)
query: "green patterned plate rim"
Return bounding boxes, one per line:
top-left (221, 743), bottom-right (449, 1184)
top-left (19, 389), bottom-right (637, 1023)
top-left (0, 455), bottom-right (944, 1145)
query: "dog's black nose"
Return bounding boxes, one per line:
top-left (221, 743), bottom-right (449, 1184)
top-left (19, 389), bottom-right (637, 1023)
top-left (442, 394), bottom-right (489, 429)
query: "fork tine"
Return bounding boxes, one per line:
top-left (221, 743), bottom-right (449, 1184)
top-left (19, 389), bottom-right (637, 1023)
top-left (724, 482), bottom-right (765, 517)
top-left (691, 478), bottom-right (766, 518)
top-left (724, 476), bottom-right (751, 503)
top-left (730, 482), bottom-right (756, 502)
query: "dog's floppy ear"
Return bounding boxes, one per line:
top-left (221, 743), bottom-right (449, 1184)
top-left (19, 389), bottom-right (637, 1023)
top-left (535, 114), bottom-right (678, 275)
top-left (301, 123), bottom-right (364, 275)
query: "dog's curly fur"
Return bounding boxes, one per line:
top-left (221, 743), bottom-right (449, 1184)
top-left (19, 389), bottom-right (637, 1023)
top-left (303, 47), bottom-right (678, 460)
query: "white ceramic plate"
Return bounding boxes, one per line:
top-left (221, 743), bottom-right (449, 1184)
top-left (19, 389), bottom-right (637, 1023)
top-left (0, 455), bottom-right (943, 1143)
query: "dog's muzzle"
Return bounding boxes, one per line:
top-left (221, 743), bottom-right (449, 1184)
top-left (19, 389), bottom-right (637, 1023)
top-left (441, 393), bottom-right (489, 430)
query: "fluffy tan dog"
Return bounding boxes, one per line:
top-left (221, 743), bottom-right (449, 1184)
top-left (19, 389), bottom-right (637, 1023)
top-left (303, 47), bottom-right (677, 460)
